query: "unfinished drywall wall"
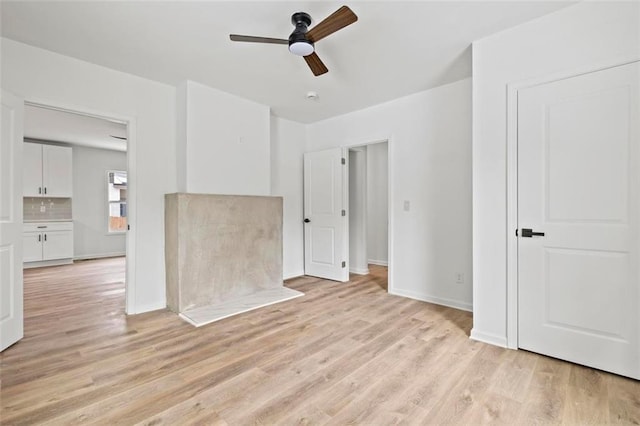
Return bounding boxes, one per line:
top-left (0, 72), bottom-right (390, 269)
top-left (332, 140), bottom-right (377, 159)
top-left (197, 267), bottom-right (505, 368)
top-left (165, 193), bottom-right (283, 312)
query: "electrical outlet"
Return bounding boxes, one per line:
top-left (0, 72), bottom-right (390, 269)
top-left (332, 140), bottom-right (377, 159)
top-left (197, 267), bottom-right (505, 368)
top-left (455, 273), bottom-right (464, 284)
top-left (403, 200), bottom-right (410, 211)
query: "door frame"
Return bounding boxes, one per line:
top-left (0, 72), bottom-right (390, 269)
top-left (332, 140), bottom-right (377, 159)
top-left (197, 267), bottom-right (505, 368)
top-left (340, 136), bottom-right (393, 293)
top-left (22, 98), bottom-right (138, 314)
top-left (505, 57), bottom-right (640, 349)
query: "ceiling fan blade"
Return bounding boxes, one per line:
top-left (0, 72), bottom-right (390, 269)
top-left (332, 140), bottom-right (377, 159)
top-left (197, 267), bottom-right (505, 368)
top-left (306, 6), bottom-right (357, 43)
top-left (229, 34), bottom-right (289, 45)
top-left (304, 52), bottom-right (328, 76)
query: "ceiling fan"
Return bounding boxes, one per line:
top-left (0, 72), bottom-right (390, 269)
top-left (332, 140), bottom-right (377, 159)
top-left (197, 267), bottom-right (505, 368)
top-left (229, 5), bottom-right (358, 76)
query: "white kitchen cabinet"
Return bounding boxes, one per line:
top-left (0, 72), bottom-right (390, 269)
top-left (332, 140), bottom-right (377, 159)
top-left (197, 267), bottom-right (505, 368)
top-left (23, 142), bottom-right (73, 197)
top-left (23, 231), bottom-right (43, 262)
top-left (23, 142), bottom-right (43, 197)
top-left (23, 222), bottom-right (74, 266)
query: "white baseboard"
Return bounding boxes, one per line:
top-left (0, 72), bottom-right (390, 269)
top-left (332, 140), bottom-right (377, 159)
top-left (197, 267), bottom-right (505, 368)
top-left (368, 259), bottom-right (388, 266)
top-left (24, 258), bottom-right (73, 269)
top-left (470, 328), bottom-right (508, 348)
top-left (283, 269), bottom-right (305, 281)
top-left (389, 288), bottom-right (472, 312)
top-left (74, 252), bottom-right (126, 261)
top-left (130, 301), bottom-right (166, 315)
top-left (349, 267), bottom-right (370, 275)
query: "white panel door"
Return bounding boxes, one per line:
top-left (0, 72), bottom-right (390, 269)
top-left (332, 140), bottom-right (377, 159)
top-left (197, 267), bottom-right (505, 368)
top-left (42, 144), bottom-right (72, 197)
top-left (1, 91), bottom-right (24, 351)
top-left (518, 62), bottom-right (639, 379)
top-left (304, 147), bottom-right (348, 282)
top-left (22, 142), bottom-right (42, 197)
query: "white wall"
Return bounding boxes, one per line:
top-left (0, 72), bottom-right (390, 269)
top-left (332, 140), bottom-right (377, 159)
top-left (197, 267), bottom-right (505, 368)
top-left (472, 1), bottom-right (640, 346)
top-left (349, 148), bottom-right (369, 274)
top-left (366, 141), bottom-right (388, 265)
top-left (178, 80), bottom-right (270, 196)
top-left (176, 81), bottom-right (188, 193)
top-left (73, 145), bottom-right (127, 259)
top-left (307, 78), bottom-right (472, 311)
top-left (1, 38), bottom-right (176, 313)
top-left (270, 116), bottom-right (306, 279)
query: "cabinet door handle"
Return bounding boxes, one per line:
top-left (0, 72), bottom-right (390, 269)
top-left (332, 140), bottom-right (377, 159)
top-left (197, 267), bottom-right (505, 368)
top-left (44, 234), bottom-right (47, 242)
top-left (38, 234), bottom-right (41, 242)
top-left (44, 187), bottom-right (47, 195)
top-left (38, 187), bottom-right (42, 194)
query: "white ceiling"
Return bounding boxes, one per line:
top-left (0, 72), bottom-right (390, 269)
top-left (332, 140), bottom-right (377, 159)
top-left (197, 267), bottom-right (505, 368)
top-left (2, 1), bottom-right (574, 124)
top-left (24, 105), bottom-right (128, 152)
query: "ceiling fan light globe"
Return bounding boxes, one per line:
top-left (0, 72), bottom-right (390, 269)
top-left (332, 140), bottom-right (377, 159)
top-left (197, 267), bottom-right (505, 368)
top-left (289, 42), bottom-right (314, 56)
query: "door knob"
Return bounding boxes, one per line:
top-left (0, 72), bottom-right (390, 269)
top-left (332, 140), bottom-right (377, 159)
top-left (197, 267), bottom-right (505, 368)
top-left (521, 228), bottom-right (545, 238)
top-left (304, 218), bottom-right (311, 223)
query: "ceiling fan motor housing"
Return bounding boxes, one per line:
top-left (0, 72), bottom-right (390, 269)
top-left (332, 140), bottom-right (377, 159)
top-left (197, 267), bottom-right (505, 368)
top-left (291, 12), bottom-right (312, 30)
top-left (288, 12), bottom-right (314, 55)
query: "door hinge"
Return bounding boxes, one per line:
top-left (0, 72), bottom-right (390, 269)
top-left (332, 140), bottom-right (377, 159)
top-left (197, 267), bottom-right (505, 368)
top-left (342, 261), bottom-right (346, 268)
top-left (341, 157), bottom-right (346, 165)
top-left (341, 209), bottom-right (346, 216)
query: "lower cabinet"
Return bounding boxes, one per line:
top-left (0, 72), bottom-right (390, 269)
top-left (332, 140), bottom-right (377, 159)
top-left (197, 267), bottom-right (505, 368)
top-left (23, 232), bottom-right (44, 262)
top-left (23, 222), bottom-right (74, 265)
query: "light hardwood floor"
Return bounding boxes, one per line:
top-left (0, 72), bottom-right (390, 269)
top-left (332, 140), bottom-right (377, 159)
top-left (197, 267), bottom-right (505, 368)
top-left (1, 257), bottom-right (639, 425)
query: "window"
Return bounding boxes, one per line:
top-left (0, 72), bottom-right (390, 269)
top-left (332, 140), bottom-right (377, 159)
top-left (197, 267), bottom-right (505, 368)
top-left (107, 170), bottom-right (127, 233)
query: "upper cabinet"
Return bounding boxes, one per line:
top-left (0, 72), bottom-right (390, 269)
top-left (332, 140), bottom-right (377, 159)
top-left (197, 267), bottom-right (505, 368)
top-left (23, 142), bottom-right (73, 197)
top-left (23, 143), bottom-right (43, 196)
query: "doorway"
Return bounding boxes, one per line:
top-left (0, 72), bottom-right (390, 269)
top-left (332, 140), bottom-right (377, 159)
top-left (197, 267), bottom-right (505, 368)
top-left (22, 104), bottom-right (133, 315)
top-left (1, 95), bottom-right (137, 352)
top-left (302, 141), bottom-right (390, 290)
top-left (348, 142), bottom-right (389, 280)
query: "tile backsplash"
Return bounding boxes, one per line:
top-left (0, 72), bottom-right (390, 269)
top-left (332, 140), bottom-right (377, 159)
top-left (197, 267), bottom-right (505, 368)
top-left (24, 197), bottom-right (72, 222)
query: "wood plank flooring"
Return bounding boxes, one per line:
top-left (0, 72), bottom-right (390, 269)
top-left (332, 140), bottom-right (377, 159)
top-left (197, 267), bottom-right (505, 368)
top-left (1, 257), bottom-right (639, 425)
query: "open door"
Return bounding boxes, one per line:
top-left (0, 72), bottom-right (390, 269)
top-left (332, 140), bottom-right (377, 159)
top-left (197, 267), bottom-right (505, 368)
top-left (303, 147), bottom-right (349, 282)
top-left (1, 91), bottom-right (24, 351)
top-left (518, 62), bottom-right (640, 379)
